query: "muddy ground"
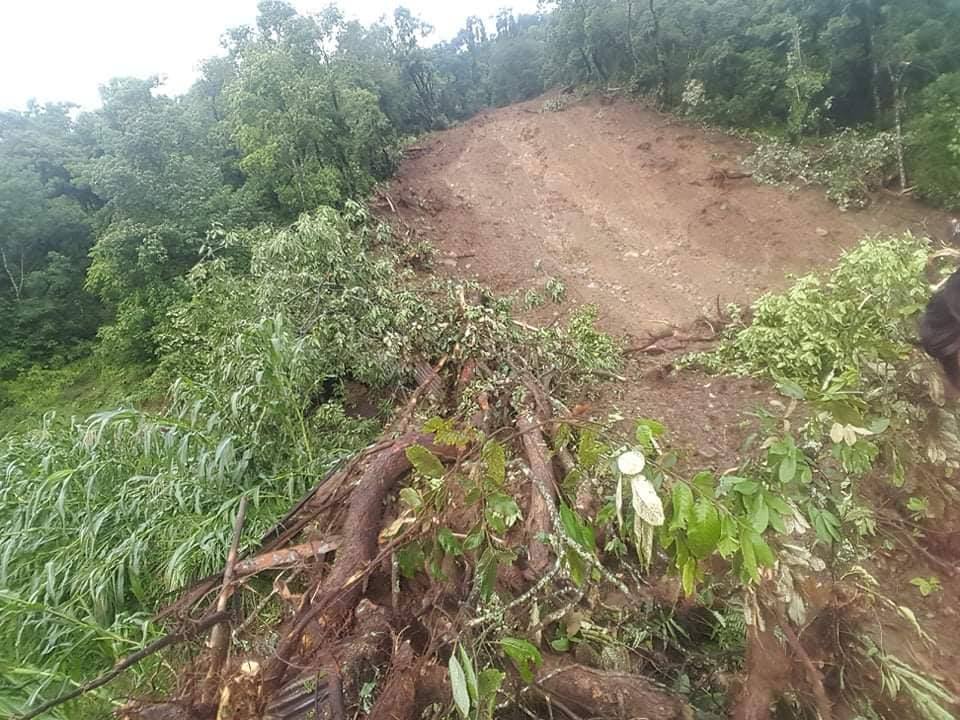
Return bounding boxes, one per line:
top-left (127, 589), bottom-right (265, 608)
top-left (383, 93), bottom-right (960, 707)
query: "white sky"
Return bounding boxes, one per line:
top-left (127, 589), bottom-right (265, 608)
top-left (0, 0), bottom-right (541, 112)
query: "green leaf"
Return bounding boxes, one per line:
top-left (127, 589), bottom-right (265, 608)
top-left (635, 418), bottom-right (665, 453)
top-left (560, 503), bottom-right (595, 551)
top-left (477, 547), bottom-right (498, 599)
top-left (550, 636), bottom-right (571, 652)
top-left (565, 546), bottom-right (587, 586)
top-left (749, 494), bottom-right (769, 533)
top-left (399, 487), bottom-right (423, 511)
top-left (397, 542), bottom-right (425, 578)
top-left (438, 527), bottom-right (463, 557)
top-left (733, 479), bottom-right (760, 495)
top-left (687, 499), bottom-right (721, 559)
top-left (670, 483), bottom-right (694, 531)
top-left (477, 668), bottom-right (505, 717)
top-left (406, 445), bottom-right (445, 479)
top-left (691, 470), bottom-right (715, 499)
top-left (779, 454), bottom-right (797, 483)
top-left (458, 645), bottom-right (478, 702)
top-left (485, 492), bottom-right (522, 533)
top-left (463, 530), bottom-right (484, 551)
top-left (768, 508), bottom-right (786, 534)
top-left (577, 429), bottom-right (603, 469)
top-left (482, 441), bottom-right (506, 487)
top-left (775, 377), bottom-right (806, 400)
top-left (449, 653), bottom-right (471, 718)
top-left (869, 417), bottom-right (890, 434)
top-left (681, 556), bottom-right (697, 597)
top-left (739, 528), bottom-right (759, 582)
top-left (765, 495), bottom-right (791, 514)
top-left (750, 533), bottom-right (775, 567)
top-left (500, 637), bottom-right (543, 683)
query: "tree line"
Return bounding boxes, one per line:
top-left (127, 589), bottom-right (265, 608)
top-left (2, 0), bottom-right (960, 401)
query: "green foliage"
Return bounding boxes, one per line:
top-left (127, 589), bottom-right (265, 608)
top-left (406, 445), bottom-right (446, 479)
top-left (864, 641), bottom-right (958, 720)
top-left (564, 306), bottom-right (622, 374)
top-left (0, 105), bottom-right (104, 371)
top-left (5, 3), bottom-right (960, 717)
top-left (499, 637), bottom-right (542, 683)
top-left (448, 646), bottom-right (504, 720)
top-left (0, 357), bottom-right (145, 436)
top-left (746, 130), bottom-right (898, 209)
top-left (909, 576), bottom-right (941, 597)
top-left (907, 73), bottom-right (960, 209)
top-left (693, 235), bottom-right (929, 388)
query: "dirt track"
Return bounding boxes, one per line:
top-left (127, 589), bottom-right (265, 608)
top-left (389, 94), bottom-right (945, 340)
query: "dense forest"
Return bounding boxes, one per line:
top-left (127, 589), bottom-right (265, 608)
top-left (3, 1), bottom-right (960, 719)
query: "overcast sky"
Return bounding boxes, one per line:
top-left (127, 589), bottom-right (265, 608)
top-left (0, 0), bottom-right (541, 112)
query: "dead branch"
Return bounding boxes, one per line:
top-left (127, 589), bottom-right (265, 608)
top-left (261, 433), bottom-right (460, 694)
top-left (732, 624), bottom-right (792, 720)
top-left (624, 327), bottom-right (676, 354)
top-left (533, 658), bottom-right (688, 719)
top-left (203, 497), bottom-right (248, 702)
top-left (155, 457), bottom-right (356, 621)
top-left (263, 599), bottom-right (391, 719)
top-left (231, 538), bottom-right (341, 579)
top-left (16, 611), bottom-right (231, 720)
top-left (775, 613), bottom-right (834, 720)
top-left (377, 190), bottom-right (397, 213)
top-left (324, 657), bottom-right (346, 720)
top-left (367, 642), bottom-right (418, 720)
top-left (518, 411), bottom-right (558, 577)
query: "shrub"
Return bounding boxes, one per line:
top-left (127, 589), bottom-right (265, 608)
top-left (907, 73), bottom-right (960, 210)
top-left (745, 129), bottom-right (897, 210)
top-left (692, 235), bottom-right (929, 387)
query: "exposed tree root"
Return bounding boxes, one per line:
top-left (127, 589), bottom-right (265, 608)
top-left (262, 433), bottom-right (459, 695)
top-left (104, 367), bottom-right (696, 720)
top-left (732, 625), bottom-right (792, 720)
top-left (518, 411), bottom-right (558, 578)
top-left (534, 658), bottom-right (690, 720)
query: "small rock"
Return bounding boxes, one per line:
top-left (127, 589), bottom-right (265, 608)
top-left (587, 282), bottom-right (599, 289)
top-left (815, 227), bottom-right (830, 237)
top-left (624, 250), bottom-right (640, 259)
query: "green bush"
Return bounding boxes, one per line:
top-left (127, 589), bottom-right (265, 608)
top-left (692, 235), bottom-right (929, 387)
top-left (908, 73), bottom-right (960, 210)
top-left (745, 130), bottom-right (898, 210)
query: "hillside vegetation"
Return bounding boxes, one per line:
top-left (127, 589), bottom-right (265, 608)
top-left (2, 2), bottom-right (960, 720)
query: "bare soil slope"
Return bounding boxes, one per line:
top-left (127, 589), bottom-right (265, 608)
top-left (385, 100), bottom-right (960, 702)
top-left (388, 94), bottom-right (945, 340)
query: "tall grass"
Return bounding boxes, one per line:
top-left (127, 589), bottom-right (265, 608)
top-left (0, 209), bottom-right (405, 714)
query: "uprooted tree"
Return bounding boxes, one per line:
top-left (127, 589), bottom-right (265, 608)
top-left (9, 218), bottom-right (958, 720)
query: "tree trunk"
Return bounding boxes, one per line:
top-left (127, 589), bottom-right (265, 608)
top-left (649, 0), bottom-right (668, 107)
top-left (0, 247), bottom-right (24, 302)
top-left (890, 65), bottom-right (907, 191)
